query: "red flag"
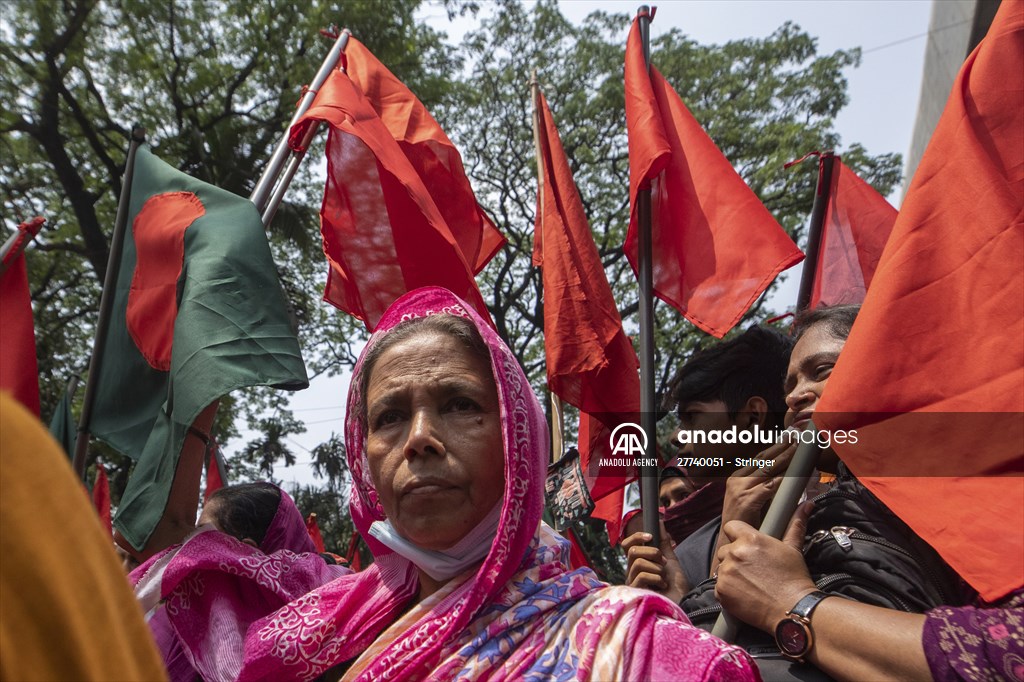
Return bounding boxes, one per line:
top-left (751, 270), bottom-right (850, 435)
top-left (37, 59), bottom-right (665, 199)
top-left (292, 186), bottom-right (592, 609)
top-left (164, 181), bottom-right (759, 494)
top-left (810, 157), bottom-right (898, 307)
top-left (533, 88), bottom-right (639, 502)
top-left (0, 217), bottom-right (43, 416)
top-left (92, 462), bottom-right (112, 534)
top-left (344, 38), bottom-right (506, 273)
top-left (590, 483), bottom-right (626, 547)
top-left (305, 513), bottom-right (327, 554)
top-left (564, 527), bottom-right (593, 570)
top-left (623, 17), bottom-right (803, 338)
top-left (203, 444), bottom-right (226, 502)
top-left (816, 1), bottom-right (1024, 602)
top-left (290, 67), bottom-right (492, 330)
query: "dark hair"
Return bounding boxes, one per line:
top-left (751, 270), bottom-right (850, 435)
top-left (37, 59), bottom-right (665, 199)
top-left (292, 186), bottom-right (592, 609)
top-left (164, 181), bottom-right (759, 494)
top-left (205, 482), bottom-right (281, 546)
top-left (659, 466), bottom-right (686, 485)
top-left (359, 314), bottom-right (491, 410)
top-left (793, 304), bottom-right (861, 343)
top-left (672, 325), bottom-right (793, 429)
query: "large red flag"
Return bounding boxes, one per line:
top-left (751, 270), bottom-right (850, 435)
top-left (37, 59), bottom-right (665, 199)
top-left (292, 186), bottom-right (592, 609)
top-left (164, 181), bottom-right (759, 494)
top-left (0, 217), bottom-right (43, 416)
top-left (344, 38), bottom-right (506, 273)
top-left (290, 68), bottom-right (492, 330)
top-left (624, 17), bottom-right (803, 338)
top-left (533, 88), bottom-right (639, 503)
top-left (816, 1), bottom-right (1024, 602)
top-left (810, 157), bottom-right (898, 307)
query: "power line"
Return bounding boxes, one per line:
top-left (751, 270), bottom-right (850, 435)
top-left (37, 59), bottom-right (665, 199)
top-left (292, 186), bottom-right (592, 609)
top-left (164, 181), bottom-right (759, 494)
top-left (861, 19), bottom-right (971, 55)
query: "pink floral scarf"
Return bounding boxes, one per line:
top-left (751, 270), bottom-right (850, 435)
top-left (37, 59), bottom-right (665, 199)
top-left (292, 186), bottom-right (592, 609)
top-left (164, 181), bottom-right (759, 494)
top-left (153, 288), bottom-right (758, 681)
top-left (129, 485), bottom-right (347, 681)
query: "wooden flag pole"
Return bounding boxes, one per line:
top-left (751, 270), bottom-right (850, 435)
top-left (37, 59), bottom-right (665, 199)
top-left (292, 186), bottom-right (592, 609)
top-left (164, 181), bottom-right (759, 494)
top-left (250, 27), bottom-right (351, 220)
top-left (794, 151), bottom-right (836, 312)
top-left (635, 5), bottom-right (661, 546)
top-left (73, 125), bottom-right (147, 479)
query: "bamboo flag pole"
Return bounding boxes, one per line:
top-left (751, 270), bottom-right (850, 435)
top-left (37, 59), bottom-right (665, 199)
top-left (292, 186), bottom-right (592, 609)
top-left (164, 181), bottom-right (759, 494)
top-left (73, 125), bottom-right (147, 479)
top-left (251, 27), bottom-right (351, 224)
top-left (794, 151), bottom-right (836, 313)
top-left (635, 5), bottom-right (661, 546)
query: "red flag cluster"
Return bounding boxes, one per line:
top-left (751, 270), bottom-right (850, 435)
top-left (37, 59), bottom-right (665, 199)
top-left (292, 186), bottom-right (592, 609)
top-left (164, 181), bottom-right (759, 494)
top-left (817, 1), bottom-right (1023, 601)
top-left (290, 38), bottom-right (504, 330)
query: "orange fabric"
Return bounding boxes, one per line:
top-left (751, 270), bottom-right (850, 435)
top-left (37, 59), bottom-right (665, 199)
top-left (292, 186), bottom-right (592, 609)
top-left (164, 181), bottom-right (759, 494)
top-left (810, 157), bottom-right (898, 307)
top-left (0, 252), bottom-right (40, 417)
top-left (816, 1), bottom-right (1024, 602)
top-left (343, 38), bottom-right (506, 274)
top-left (0, 393), bottom-right (167, 681)
top-left (92, 462), bottom-right (112, 534)
top-left (534, 89), bottom-right (639, 502)
top-left (306, 513), bottom-right (327, 554)
top-left (290, 68), bottom-right (491, 330)
top-left (623, 18), bottom-right (803, 338)
top-left (126, 191), bottom-right (206, 370)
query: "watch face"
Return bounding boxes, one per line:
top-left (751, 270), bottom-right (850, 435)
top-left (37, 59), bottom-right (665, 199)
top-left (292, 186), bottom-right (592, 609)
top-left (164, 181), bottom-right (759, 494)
top-left (775, 618), bottom-right (809, 656)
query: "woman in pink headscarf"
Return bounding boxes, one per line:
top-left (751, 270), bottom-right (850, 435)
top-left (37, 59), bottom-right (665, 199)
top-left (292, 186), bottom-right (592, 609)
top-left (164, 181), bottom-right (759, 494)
top-left (130, 483), bottom-right (347, 681)
top-left (167, 287), bottom-right (749, 682)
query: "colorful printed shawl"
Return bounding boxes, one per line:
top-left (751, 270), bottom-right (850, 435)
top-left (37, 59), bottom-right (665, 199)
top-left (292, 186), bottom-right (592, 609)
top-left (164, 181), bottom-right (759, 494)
top-left (129, 485), bottom-right (347, 681)
top-left (211, 287), bottom-right (755, 681)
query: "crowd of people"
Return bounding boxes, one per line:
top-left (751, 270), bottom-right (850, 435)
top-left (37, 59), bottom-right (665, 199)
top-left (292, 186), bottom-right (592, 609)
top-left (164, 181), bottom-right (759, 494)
top-left (2, 288), bottom-right (1020, 681)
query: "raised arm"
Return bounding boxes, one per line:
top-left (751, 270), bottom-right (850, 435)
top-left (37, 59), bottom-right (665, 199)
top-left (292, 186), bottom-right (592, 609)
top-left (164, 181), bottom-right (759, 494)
top-left (115, 400), bottom-right (218, 562)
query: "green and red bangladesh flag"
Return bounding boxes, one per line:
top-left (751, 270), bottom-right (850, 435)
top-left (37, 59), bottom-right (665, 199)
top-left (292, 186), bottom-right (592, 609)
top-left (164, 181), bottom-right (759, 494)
top-left (91, 146), bottom-right (308, 550)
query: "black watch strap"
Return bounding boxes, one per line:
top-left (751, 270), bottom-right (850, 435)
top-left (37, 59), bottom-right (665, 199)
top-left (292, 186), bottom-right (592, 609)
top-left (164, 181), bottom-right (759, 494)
top-left (789, 590), bottom-right (831, 619)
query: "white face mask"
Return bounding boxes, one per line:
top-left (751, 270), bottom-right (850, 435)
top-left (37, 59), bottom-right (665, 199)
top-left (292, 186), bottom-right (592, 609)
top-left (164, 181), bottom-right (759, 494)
top-left (368, 502), bottom-right (503, 582)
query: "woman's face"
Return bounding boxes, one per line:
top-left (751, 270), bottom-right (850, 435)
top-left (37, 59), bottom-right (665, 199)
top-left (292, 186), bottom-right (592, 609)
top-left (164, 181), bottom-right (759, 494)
top-left (364, 331), bottom-right (505, 551)
top-left (784, 322), bottom-right (847, 430)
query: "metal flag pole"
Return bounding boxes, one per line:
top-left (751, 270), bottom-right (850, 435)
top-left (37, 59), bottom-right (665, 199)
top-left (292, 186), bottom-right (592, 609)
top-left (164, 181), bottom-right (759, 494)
top-left (635, 5), bottom-right (661, 546)
top-left (73, 125), bottom-right (147, 479)
top-left (794, 151), bottom-right (836, 312)
top-left (250, 27), bottom-right (351, 220)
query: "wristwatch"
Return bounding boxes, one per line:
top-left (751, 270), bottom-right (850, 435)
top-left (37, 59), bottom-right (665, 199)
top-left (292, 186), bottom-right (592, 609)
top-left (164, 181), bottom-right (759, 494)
top-left (774, 590), bottom-right (831, 662)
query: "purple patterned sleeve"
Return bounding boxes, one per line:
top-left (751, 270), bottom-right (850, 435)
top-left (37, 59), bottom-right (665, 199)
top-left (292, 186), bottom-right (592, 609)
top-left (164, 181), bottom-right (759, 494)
top-left (922, 589), bottom-right (1024, 682)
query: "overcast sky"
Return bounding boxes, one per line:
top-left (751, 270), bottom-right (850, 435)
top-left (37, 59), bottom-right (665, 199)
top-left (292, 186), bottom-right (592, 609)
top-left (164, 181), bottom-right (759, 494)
top-left (251, 0), bottom-right (940, 489)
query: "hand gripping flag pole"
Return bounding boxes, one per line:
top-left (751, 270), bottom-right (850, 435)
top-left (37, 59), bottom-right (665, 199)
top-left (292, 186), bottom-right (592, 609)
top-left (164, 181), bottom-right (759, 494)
top-left (634, 5), bottom-right (662, 547)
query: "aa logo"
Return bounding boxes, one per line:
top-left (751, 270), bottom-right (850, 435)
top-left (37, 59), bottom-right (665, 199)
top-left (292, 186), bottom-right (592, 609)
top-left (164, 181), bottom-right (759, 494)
top-left (609, 423), bottom-right (648, 457)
